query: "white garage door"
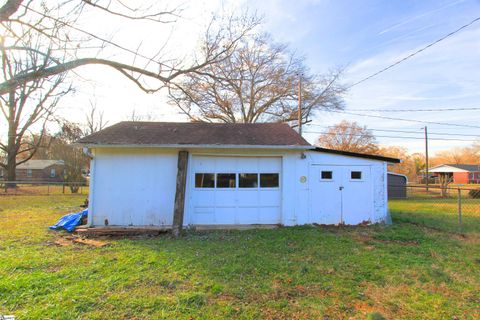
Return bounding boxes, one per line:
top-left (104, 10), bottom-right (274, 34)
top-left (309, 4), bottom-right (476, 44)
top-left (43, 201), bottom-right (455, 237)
top-left (189, 156), bottom-right (282, 225)
top-left (310, 165), bottom-right (373, 224)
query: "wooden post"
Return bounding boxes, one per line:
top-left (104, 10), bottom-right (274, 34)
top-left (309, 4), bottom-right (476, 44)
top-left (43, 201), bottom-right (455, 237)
top-left (172, 151), bottom-right (189, 237)
top-left (458, 188), bottom-right (463, 233)
top-left (424, 126), bottom-right (429, 192)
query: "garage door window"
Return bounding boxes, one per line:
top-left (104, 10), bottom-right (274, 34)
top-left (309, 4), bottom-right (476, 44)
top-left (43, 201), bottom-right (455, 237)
top-left (239, 173), bottom-right (258, 188)
top-left (260, 173), bottom-right (279, 188)
top-left (321, 171), bottom-right (333, 180)
top-left (351, 171), bottom-right (362, 180)
top-left (195, 173), bottom-right (215, 188)
top-left (217, 173), bottom-right (236, 188)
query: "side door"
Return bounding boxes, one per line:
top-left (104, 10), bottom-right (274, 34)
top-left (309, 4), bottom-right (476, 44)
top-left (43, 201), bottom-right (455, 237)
top-left (310, 165), bottom-right (343, 224)
top-left (341, 166), bottom-right (373, 224)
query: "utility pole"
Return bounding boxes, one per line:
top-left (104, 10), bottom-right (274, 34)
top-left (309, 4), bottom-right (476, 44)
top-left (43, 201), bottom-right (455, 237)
top-left (297, 75), bottom-right (302, 136)
top-left (424, 126), bottom-right (429, 191)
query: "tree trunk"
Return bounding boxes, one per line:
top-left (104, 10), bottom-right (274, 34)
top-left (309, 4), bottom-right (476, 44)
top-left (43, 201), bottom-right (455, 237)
top-left (6, 90), bottom-right (17, 187)
top-left (172, 151), bottom-right (189, 237)
top-left (69, 183), bottom-right (80, 194)
top-left (439, 174), bottom-right (450, 198)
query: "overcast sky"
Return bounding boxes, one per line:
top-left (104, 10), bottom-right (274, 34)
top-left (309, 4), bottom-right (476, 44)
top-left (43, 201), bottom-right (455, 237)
top-left (56, 0), bottom-right (480, 154)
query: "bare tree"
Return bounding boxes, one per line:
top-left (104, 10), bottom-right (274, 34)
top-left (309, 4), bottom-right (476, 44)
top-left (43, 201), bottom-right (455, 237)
top-left (84, 101), bottom-right (108, 135)
top-left (0, 27), bottom-right (72, 182)
top-left (316, 121), bottom-right (379, 154)
top-left (49, 122), bottom-right (89, 193)
top-left (126, 109), bottom-right (157, 122)
top-left (437, 172), bottom-right (453, 198)
top-left (0, 1), bottom-right (259, 95)
top-left (168, 32), bottom-right (345, 124)
top-left (0, 1), bottom-right (258, 181)
top-left (433, 147), bottom-right (479, 166)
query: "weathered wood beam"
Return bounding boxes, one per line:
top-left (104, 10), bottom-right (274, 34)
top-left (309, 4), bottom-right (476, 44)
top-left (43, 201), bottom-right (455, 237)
top-left (172, 150), bottom-right (189, 237)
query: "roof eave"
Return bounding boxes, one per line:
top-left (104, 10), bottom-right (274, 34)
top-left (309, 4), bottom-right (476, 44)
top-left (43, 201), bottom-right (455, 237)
top-left (76, 143), bottom-right (314, 150)
top-left (312, 147), bottom-right (401, 163)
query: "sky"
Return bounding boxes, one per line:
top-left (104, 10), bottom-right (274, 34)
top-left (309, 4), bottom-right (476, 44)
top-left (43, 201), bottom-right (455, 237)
top-left (50, 0), bottom-right (480, 154)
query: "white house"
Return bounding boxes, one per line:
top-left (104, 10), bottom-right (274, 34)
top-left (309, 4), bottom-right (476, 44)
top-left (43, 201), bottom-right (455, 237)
top-left (78, 122), bottom-right (400, 229)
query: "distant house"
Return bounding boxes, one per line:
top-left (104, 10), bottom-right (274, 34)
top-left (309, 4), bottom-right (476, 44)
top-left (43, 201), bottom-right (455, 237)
top-left (15, 160), bottom-right (65, 182)
top-left (428, 164), bottom-right (480, 184)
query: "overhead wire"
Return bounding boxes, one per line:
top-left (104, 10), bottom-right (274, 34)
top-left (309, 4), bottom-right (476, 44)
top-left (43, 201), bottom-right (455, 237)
top-left (347, 107), bottom-right (480, 112)
top-left (347, 15), bottom-right (480, 89)
top-left (303, 131), bottom-right (479, 142)
top-left (320, 109), bottom-right (480, 129)
top-left (305, 124), bottom-right (480, 137)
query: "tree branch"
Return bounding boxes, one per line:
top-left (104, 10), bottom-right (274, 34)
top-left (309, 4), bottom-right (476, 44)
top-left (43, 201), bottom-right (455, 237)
top-left (0, 0), bottom-right (23, 22)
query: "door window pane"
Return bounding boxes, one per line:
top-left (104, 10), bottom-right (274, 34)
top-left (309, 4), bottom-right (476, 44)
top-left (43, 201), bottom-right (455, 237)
top-left (351, 171), bottom-right (362, 180)
top-left (239, 173), bottom-right (258, 188)
top-left (217, 173), bottom-right (236, 188)
top-left (321, 171), bottom-right (333, 179)
top-left (195, 173), bottom-right (215, 188)
top-left (260, 173), bottom-right (279, 188)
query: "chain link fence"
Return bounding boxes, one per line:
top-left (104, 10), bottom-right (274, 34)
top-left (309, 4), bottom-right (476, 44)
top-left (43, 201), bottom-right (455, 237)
top-left (388, 184), bottom-right (480, 233)
top-left (0, 181), bottom-right (89, 196)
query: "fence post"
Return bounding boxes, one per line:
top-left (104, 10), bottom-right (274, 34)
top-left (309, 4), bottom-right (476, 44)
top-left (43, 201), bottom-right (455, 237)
top-left (47, 184), bottom-right (50, 195)
top-left (457, 188), bottom-right (462, 233)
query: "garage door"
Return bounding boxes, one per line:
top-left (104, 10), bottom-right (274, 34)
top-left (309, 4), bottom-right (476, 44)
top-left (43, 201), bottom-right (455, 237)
top-left (310, 165), bottom-right (372, 224)
top-left (189, 156), bottom-right (282, 225)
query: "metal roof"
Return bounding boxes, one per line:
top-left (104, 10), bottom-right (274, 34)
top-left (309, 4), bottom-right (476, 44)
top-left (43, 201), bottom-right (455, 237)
top-left (312, 147), bottom-right (401, 163)
top-left (429, 164), bottom-right (480, 173)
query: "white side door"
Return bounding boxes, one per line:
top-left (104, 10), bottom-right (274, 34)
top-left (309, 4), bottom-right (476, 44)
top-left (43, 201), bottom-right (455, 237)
top-left (341, 166), bottom-right (372, 224)
top-left (309, 165), bottom-right (343, 224)
top-left (310, 165), bottom-right (373, 225)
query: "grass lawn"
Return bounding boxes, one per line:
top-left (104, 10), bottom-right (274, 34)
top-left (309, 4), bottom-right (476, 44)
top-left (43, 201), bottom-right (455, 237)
top-left (1, 196), bottom-right (479, 319)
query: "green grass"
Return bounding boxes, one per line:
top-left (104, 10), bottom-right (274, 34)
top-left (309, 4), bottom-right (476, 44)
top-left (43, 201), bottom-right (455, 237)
top-left (389, 198), bottom-right (480, 233)
top-left (1, 196), bottom-right (479, 319)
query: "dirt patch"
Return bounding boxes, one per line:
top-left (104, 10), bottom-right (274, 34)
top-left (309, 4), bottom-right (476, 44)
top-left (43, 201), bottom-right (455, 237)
top-left (48, 235), bottom-right (110, 247)
top-left (73, 238), bottom-right (109, 247)
top-left (54, 237), bottom-right (74, 247)
top-left (451, 233), bottom-right (480, 244)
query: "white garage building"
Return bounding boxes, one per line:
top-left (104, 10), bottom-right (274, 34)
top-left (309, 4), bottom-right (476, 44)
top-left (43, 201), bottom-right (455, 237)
top-left (78, 122), bottom-right (399, 229)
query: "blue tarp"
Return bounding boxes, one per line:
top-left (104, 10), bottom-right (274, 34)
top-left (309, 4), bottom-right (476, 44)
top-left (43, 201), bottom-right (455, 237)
top-left (49, 209), bottom-right (88, 232)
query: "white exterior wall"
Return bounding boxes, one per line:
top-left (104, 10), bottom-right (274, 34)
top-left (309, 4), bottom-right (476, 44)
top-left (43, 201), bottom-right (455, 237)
top-left (89, 148), bottom-right (178, 226)
top-left (88, 147), bottom-right (389, 227)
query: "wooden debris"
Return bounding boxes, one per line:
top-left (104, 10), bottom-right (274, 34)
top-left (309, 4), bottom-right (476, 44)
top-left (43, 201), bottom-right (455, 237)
top-left (54, 238), bottom-right (73, 247)
top-left (74, 226), bottom-right (169, 237)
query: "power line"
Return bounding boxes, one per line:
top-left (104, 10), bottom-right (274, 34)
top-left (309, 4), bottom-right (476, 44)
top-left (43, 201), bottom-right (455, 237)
top-left (348, 15), bottom-right (480, 89)
top-left (306, 124), bottom-right (480, 137)
top-left (322, 110), bottom-right (480, 129)
top-left (303, 131), bottom-right (478, 142)
top-left (349, 107), bottom-right (480, 112)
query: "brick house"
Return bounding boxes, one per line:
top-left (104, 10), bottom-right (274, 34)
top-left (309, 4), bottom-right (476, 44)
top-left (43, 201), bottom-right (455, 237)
top-left (9, 160), bottom-right (65, 182)
top-left (428, 164), bottom-right (480, 184)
